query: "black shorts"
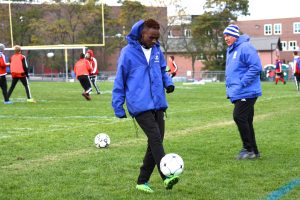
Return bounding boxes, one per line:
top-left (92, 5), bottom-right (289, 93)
top-left (276, 72), bottom-right (284, 77)
top-left (77, 75), bottom-right (91, 91)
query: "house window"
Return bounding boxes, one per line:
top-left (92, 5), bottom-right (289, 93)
top-left (281, 41), bottom-right (287, 51)
top-left (274, 24), bottom-right (282, 35)
top-left (289, 41), bottom-right (297, 50)
top-left (264, 24), bottom-right (272, 35)
top-left (184, 29), bottom-right (192, 38)
top-left (168, 30), bottom-right (173, 38)
top-left (293, 22), bottom-right (300, 33)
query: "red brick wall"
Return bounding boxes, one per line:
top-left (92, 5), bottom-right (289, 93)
top-left (237, 17), bottom-right (300, 68)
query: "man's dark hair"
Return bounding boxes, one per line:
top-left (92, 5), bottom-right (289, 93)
top-left (144, 19), bottom-right (160, 30)
top-left (294, 51), bottom-right (298, 56)
top-left (80, 52), bottom-right (85, 59)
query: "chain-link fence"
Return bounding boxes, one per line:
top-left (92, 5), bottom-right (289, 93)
top-left (5, 68), bottom-right (296, 82)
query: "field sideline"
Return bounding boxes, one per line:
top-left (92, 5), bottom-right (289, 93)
top-left (0, 81), bottom-right (299, 200)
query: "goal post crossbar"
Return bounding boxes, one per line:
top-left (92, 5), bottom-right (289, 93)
top-left (5, 45), bottom-right (88, 82)
top-left (5, 0), bottom-right (106, 48)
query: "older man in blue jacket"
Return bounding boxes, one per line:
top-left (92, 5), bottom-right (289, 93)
top-left (112, 19), bottom-right (177, 193)
top-left (224, 24), bottom-right (262, 160)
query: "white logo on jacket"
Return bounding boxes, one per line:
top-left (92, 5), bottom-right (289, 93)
top-left (233, 51), bottom-right (238, 59)
top-left (154, 54), bottom-right (159, 63)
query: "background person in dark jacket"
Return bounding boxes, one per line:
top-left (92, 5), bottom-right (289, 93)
top-left (112, 19), bottom-right (177, 193)
top-left (223, 24), bottom-right (262, 160)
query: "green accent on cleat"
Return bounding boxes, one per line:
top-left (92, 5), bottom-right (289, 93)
top-left (164, 175), bottom-right (179, 190)
top-left (136, 183), bottom-right (154, 193)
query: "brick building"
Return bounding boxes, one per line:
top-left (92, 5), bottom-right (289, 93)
top-left (165, 16), bottom-right (300, 80)
top-left (236, 17), bottom-right (300, 67)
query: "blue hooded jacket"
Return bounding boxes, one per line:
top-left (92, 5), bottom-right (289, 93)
top-left (225, 34), bottom-right (262, 103)
top-left (112, 20), bottom-right (174, 117)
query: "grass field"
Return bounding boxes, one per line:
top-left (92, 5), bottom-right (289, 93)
top-left (0, 81), bottom-right (299, 200)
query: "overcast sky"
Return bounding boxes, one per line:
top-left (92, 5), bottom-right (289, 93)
top-left (102, 0), bottom-right (299, 20)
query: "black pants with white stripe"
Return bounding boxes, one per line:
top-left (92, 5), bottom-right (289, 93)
top-left (7, 77), bottom-right (32, 99)
top-left (0, 75), bottom-right (9, 101)
top-left (135, 110), bottom-right (166, 184)
top-left (294, 73), bottom-right (300, 90)
top-left (78, 75), bottom-right (92, 94)
top-left (233, 98), bottom-right (259, 154)
top-left (89, 75), bottom-right (100, 93)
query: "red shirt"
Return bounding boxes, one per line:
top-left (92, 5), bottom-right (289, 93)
top-left (10, 53), bottom-right (27, 78)
top-left (74, 58), bottom-right (92, 78)
top-left (0, 53), bottom-right (9, 76)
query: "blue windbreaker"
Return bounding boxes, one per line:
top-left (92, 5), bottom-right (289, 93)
top-left (112, 20), bottom-right (174, 117)
top-left (225, 34), bottom-right (262, 103)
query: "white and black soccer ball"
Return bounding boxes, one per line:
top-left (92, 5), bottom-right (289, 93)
top-left (160, 153), bottom-right (184, 176)
top-left (94, 133), bottom-right (110, 148)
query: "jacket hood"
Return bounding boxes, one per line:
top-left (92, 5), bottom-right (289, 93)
top-left (126, 20), bottom-right (144, 43)
top-left (126, 19), bottom-right (160, 48)
top-left (228, 34), bottom-right (250, 52)
top-left (87, 49), bottom-right (94, 57)
top-left (234, 34), bottom-right (250, 46)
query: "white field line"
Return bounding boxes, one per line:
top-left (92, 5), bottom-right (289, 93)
top-left (0, 111), bottom-right (278, 171)
top-left (0, 115), bottom-right (117, 120)
top-left (0, 116), bottom-right (130, 139)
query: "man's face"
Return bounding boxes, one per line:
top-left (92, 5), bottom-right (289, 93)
top-left (224, 34), bottom-right (237, 46)
top-left (85, 52), bottom-right (91, 59)
top-left (140, 28), bottom-right (160, 49)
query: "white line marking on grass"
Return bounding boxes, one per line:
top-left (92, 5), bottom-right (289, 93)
top-left (0, 112), bottom-right (274, 171)
top-left (266, 179), bottom-right (300, 200)
top-left (167, 104), bottom-right (231, 115)
top-left (9, 98), bottom-right (28, 102)
top-left (1, 106), bottom-right (296, 171)
top-left (174, 86), bottom-right (195, 90)
top-left (102, 90), bottom-right (112, 94)
top-left (0, 116), bottom-right (129, 140)
top-left (0, 115), bottom-right (117, 120)
top-left (1, 148), bottom-right (93, 171)
top-left (0, 137), bottom-right (147, 171)
top-left (259, 94), bottom-right (299, 102)
top-left (93, 90), bottom-right (112, 94)
top-left (164, 112), bottom-right (280, 140)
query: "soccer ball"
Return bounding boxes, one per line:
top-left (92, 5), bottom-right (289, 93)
top-left (46, 52), bottom-right (54, 58)
top-left (160, 153), bottom-right (184, 176)
top-left (94, 133), bottom-right (110, 148)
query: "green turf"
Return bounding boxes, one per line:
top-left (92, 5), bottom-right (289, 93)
top-left (0, 81), bottom-right (299, 200)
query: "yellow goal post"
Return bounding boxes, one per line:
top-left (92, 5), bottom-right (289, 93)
top-left (5, 0), bottom-right (106, 48)
top-left (2, 0), bottom-right (106, 81)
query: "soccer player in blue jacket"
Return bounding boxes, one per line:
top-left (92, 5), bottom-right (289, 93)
top-left (223, 24), bottom-right (262, 160)
top-left (112, 19), bottom-right (177, 193)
